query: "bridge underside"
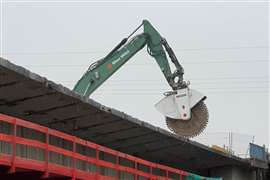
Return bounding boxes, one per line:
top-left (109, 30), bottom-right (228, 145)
top-left (0, 58), bottom-right (250, 174)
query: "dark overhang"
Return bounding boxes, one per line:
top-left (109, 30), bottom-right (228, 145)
top-left (0, 57), bottom-right (251, 173)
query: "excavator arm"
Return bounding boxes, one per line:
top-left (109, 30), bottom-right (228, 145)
top-left (73, 20), bottom-right (208, 138)
top-left (73, 33), bottom-right (148, 97)
top-left (73, 20), bottom-right (183, 96)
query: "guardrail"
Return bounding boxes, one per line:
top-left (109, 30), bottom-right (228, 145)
top-left (0, 113), bottom-right (220, 180)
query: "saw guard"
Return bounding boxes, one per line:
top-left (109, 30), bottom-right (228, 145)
top-left (155, 88), bottom-right (206, 120)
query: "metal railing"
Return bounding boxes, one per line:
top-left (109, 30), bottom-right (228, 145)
top-left (0, 113), bottom-right (220, 180)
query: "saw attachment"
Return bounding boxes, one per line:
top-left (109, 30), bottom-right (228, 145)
top-left (166, 100), bottom-right (208, 138)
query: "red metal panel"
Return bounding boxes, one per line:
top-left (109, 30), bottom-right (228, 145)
top-left (48, 128), bottom-right (75, 142)
top-left (48, 145), bottom-right (73, 157)
top-left (16, 120), bottom-right (47, 133)
top-left (76, 136), bottom-right (99, 149)
top-left (73, 152), bottom-right (97, 164)
top-left (0, 134), bottom-right (12, 142)
top-left (47, 163), bottom-right (73, 177)
top-left (0, 154), bottom-right (12, 166)
top-left (15, 137), bottom-right (45, 149)
top-left (0, 114), bottom-right (15, 123)
top-left (76, 169), bottom-right (96, 179)
top-left (15, 157), bottom-right (45, 171)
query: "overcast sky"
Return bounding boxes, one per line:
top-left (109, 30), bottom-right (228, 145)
top-left (1, 0), bottom-right (269, 152)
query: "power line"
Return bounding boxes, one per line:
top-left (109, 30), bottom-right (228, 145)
top-left (19, 59), bottom-right (269, 68)
top-left (91, 86), bottom-right (270, 91)
top-left (91, 91), bottom-right (269, 95)
top-left (61, 79), bottom-right (269, 83)
top-left (3, 46), bottom-right (268, 55)
top-left (74, 86), bottom-right (270, 89)
top-left (59, 76), bottom-right (269, 82)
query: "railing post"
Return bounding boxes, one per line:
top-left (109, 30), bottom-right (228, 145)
top-left (9, 118), bottom-right (16, 173)
top-left (95, 146), bottom-right (100, 180)
top-left (134, 161), bottom-right (138, 180)
top-left (150, 166), bottom-right (153, 180)
top-left (42, 128), bottom-right (49, 178)
top-left (116, 153), bottom-right (119, 180)
top-left (72, 137), bottom-right (76, 180)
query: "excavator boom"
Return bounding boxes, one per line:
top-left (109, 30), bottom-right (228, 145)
top-left (73, 20), bottom-right (178, 96)
top-left (73, 20), bottom-right (209, 138)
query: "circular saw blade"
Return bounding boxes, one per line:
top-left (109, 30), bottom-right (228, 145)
top-left (166, 100), bottom-right (208, 138)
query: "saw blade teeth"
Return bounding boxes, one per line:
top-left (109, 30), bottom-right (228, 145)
top-left (166, 101), bottom-right (209, 138)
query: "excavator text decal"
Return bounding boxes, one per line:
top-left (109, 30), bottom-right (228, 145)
top-left (112, 50), bottom-right (130, 65)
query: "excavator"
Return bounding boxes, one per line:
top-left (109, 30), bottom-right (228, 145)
top-left (73, 20), bottom-right (209, 138)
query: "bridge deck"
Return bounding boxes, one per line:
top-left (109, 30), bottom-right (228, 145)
top-left (0, 58), bottom-right (250, 174)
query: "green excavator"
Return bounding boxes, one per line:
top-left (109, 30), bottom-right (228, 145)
top-left (73, 20), bottom-right (209, 138)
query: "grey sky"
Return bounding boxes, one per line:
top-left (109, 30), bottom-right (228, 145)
top-left (1, 1), bottom-right (269, 151)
